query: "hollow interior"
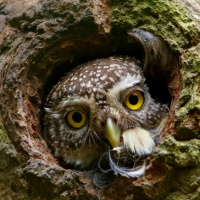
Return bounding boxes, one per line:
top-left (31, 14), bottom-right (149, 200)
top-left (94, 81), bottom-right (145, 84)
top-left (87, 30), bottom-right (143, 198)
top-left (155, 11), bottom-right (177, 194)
top-left (21, 31), bottom-right (180, 188)
top-left (37, 30), bottom-right (183, 176)
top-left (42, 35), bottom-right (171, 106)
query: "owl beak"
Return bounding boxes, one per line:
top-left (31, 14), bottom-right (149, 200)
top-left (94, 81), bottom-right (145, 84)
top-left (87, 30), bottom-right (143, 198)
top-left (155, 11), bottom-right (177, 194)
top-left (104, 118), bottom-right (121, 148)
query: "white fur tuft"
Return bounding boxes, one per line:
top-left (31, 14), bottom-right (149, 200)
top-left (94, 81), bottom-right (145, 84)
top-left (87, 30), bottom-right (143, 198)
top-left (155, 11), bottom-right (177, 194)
top-left (122, 128), bottom-right (155, 156)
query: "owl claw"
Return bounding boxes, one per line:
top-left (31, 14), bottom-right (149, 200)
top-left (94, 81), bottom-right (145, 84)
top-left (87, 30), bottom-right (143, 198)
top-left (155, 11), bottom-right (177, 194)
top-left (112, 127), bottom-right (155, 156)
top-left (112, 127), bottom-right (155, 157)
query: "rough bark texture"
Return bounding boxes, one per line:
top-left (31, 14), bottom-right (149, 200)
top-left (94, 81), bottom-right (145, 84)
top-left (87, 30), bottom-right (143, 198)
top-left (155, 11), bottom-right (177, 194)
top-left (0, 0), bottom-right (200, 199)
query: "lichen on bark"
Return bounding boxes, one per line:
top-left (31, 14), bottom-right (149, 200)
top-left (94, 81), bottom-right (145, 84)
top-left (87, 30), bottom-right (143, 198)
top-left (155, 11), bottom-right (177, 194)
top-left (109, 0), bottom-right (200, 50)
top-left (175, 43), bottom-right (200, 140)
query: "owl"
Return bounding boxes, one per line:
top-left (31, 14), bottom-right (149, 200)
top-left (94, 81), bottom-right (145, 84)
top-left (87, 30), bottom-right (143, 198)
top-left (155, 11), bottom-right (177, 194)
top-left (43, 56), bottom-right (167, 181)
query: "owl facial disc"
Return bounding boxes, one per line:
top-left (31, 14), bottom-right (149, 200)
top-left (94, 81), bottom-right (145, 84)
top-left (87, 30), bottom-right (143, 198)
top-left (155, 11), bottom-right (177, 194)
top-left (44, 55), bottom-right (167, 181)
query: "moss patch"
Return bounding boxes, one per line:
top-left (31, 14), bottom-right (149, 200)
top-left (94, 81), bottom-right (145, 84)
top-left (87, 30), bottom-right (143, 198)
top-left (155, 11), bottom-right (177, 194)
top-left (157, 136), bottom-right (200, 168)
top-left (164, 167), bottom-right (200, 200)
top-left (110, 0), bottom-right (200, 50)
top-left (0, 120), bottom-right (11, 144)
top-left (175, 43), bottom-right (200, 140)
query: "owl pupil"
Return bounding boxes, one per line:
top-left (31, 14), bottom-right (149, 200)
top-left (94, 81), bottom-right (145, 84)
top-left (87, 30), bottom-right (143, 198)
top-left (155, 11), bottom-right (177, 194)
top-left (129, 94), bottom-right (138, 105)
top-left (72, 112), bottom-right (82, 123)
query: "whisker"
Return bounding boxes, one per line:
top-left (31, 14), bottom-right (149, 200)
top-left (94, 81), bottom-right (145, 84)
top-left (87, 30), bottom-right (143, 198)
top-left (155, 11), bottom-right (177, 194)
top-left (90, 133), bottom-right (98, 147)
top-left (93, 130), bottom-right (101, 141)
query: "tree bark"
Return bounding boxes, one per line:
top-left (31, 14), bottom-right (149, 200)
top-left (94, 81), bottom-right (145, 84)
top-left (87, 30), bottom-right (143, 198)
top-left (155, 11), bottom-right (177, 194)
top-left (0, 0), bottom-right (200, 199)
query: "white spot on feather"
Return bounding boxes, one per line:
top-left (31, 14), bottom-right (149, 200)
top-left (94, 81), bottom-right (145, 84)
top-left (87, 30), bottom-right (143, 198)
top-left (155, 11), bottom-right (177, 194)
top-left (100, 75), bottom-right (107, 80)
top-left (110, 64), bottom-right (120, 68)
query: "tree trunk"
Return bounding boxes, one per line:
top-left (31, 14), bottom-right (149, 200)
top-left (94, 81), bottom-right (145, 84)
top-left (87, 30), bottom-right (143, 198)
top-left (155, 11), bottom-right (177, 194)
top-left (0, 0), bottom-right (200, 199)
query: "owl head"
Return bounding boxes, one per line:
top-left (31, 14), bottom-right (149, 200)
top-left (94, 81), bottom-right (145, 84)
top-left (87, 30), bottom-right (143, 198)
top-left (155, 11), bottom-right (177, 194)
top-left (43, 56), bottom-right (167, 179)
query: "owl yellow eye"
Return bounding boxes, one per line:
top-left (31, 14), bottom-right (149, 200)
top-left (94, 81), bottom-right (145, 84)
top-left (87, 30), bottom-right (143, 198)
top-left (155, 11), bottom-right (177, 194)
top-left (66, 111), bottom-right (87, 128)
top-left (125, 91), bottom-right (144, 110)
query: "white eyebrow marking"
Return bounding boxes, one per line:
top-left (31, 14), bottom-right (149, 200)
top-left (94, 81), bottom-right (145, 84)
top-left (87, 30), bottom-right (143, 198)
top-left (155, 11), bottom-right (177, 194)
top-left (55, 96), bottom-right (81, 110)
top-left (108, 74), bottom-right (143, 99)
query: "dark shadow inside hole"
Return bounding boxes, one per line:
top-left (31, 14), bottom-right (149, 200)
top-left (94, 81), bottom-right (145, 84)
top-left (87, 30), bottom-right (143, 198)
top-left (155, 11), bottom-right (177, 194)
top-left (145, 77), bottom-right (171, 104)
top-left (42, 35), bottom-right (171, 106)
top-left (41, 33), bottom-right (174, 174)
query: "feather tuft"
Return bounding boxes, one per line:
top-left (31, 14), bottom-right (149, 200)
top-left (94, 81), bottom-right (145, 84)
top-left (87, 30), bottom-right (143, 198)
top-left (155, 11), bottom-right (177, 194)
top-left (108, 151), bottom-right (145, 178)
top-left (123, 128), bottom-right (155, 156)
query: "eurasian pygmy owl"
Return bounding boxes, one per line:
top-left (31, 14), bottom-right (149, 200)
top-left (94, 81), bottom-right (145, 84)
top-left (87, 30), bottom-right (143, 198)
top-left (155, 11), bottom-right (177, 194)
top-left (43, 55), bottom-right (167, 182)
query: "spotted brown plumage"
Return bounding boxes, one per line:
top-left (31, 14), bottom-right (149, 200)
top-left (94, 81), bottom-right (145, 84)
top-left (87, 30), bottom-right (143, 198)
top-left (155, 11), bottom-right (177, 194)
top-left (43, 55), bottom-right (167, 181)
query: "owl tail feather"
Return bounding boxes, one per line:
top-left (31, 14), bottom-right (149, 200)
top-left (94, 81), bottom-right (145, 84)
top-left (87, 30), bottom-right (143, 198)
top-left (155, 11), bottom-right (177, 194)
top-left (108, 151), bottom-right (146, 178)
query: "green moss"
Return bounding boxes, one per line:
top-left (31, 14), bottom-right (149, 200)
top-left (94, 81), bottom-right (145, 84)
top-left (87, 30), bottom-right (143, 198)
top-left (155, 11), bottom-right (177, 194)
top-left (165, 193), bottom-right (191, 200)
top-left (175, 43), bottom-right (200, 139)
top-left (165, 191), bottom-right (199, 200)
top-left (164, 167), bottom-right (200, 200)
top-left (157, 136), bottom-right (200, 168)
top-left (179, 88), bottom-right (191, 107)
top-left (182, 43), bottom-right (200, 74)
top-left (110, 0), bottom-right (200, 50)
top-left (178, 42), bottom-right (200, 105)
top-left (0, 120), bottom-right (11, 144)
